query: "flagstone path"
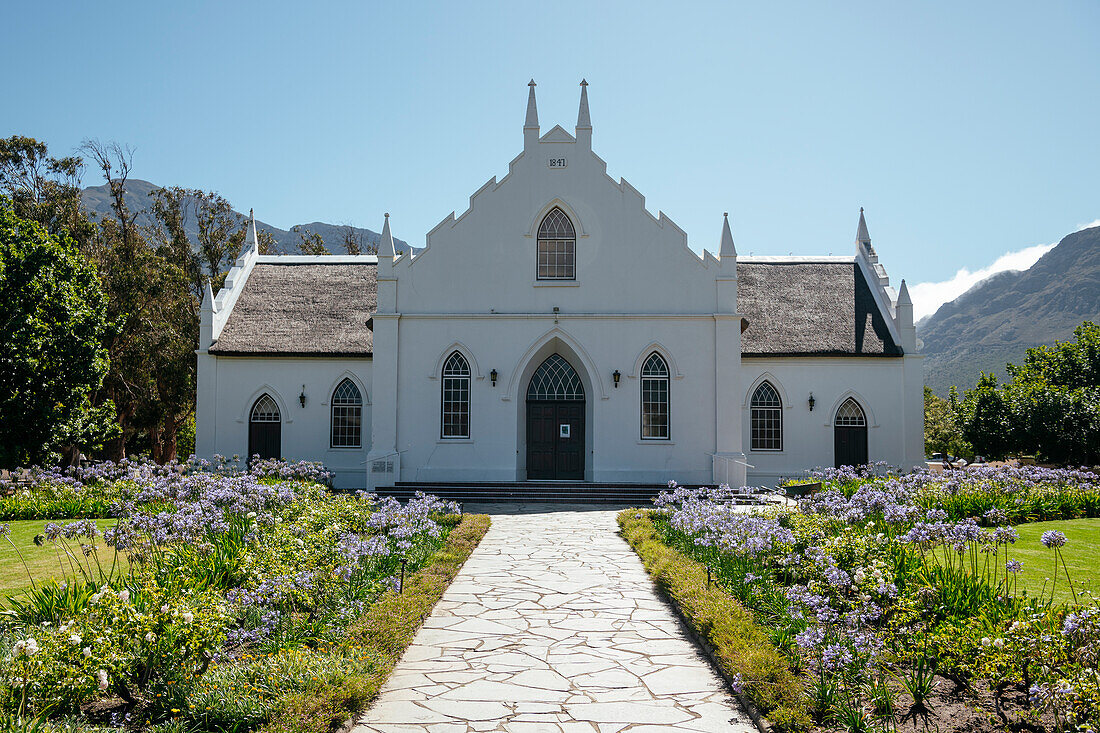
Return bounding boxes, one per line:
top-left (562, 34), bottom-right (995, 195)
top-left (352, 503), bottom-right (755, 733)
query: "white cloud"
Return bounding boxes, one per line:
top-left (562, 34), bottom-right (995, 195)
top-left (1077, 219), bottom-right (1100, 231)
top-left (909, 241), bottom-right (1056, 321)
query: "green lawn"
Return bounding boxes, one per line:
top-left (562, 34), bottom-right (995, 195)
top-left (0, 518), bottom-right (124, 603)
top-left (1008, 519), bottom-right (1100, 605)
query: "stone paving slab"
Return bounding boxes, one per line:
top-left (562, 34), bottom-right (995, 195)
top-left (352, 503), bottom-right (755, 732)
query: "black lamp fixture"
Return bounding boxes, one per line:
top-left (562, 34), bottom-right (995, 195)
top-left (299, 386), bottom-right (307, 408)
top-left (490, 369), bottom-right (498, 386)
top-left (612, 370), bottom-right (621, 388)
top-left (808, 393), bottom-right (815, 412)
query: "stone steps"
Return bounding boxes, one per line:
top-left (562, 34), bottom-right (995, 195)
top-left (371, 481), bottom-right (670, 505)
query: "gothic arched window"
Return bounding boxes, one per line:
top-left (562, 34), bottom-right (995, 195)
top-left (441, 352), bottom-right (471, 438)
top-left (537, 207), bottom-right (576, 280)
top-left (750, 381), bottom-right (783, 451)
top-left (640, 353), bottom-right (670, 440)
top-left (330, 378), bottom-right (363, 448)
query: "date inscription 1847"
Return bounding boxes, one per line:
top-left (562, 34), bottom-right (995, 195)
top-left (547, 157), bottom-right (567, 169)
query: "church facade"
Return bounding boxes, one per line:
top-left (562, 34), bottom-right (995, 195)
top-left (195, 81), bottom-right (924, 490)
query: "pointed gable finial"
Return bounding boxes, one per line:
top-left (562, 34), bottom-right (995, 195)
top-left (576, 78), bottom-right (592, 130)
top-left (524, 79), bottom-right (539, 129)
top-left (720, 211), bottom-right (737, 258)
top-left (856, 206), bottom-right (871, 247)
top-left (897, 278), bottom-right (912, 306)
top-left (379, 212), bottom-right (395, 258)
top-left (246, 207), bottom-right (258, 249)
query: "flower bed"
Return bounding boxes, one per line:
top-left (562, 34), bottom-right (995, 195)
top-left (636, 466), bottom-right (1100, 733)
top-left (0, 459), bottom-right (488, 733)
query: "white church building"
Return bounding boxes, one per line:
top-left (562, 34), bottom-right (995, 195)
top-left (195, 81), bottom-right (924, 491)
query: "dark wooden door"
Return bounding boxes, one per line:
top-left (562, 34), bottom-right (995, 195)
top-left (249, 421), bottom-right (281, 461)
top-left (834, 425), bottom-right (867, 468)
top-left (526, 400), bottom-right (585, 480)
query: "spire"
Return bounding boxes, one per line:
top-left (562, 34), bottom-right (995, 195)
top-left (897, 278), bottom-right (912, 307)
top-left (245, 208), bottom-right (258, 252)
top-left (203, 280), bottom-right (216, 311)
top-left (576, 79), bottom-right (591, 129)
top-left (379, 212), bottom-right (395, 258)
top-left (720, 212), bottom-right (737, 258)
top-left (524, 79), bottom-right (539, 129)
top-left (856, 206), bottom-right (873, 252)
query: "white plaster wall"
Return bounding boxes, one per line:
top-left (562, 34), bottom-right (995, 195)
top-left (200, 356), bottom-right (373, 489)
top-left (740, 355), bottom-right (925, 488)
top-left (389, 317), bottom-right (718, 485)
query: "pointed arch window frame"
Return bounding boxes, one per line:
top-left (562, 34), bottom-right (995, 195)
top-left (536, 207), bottom-right (577, 281)
top-left (750, 381), bottom-right (783, 452)
top-left (441, 351), bottom-right (472, 439)
top-left (526, 354), bottom-right (585, 401)
top-left (330, 378), bottom-right (363, 449)
top-left (640, 352), bottom-right (670, 440)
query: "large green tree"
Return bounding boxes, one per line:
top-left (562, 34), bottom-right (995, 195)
top-left (0, 198), bottom-right (113, 467)
top-left (957, 322), bottom-right (1100, 464)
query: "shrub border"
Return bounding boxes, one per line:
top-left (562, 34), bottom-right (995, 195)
top-left (261, 513), bottom-right (491, 733)
top-left (617, 509), bottom-right (810, 732)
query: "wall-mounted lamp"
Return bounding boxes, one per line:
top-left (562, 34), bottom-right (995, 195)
top-left (613, 370), bottom-right (621, 388)
top-left (490, 369), bottom-right (498, 386)
top-left (808, 393), bottom-right (815, 412)
top-left (299, 386), bottom-right (307, 408)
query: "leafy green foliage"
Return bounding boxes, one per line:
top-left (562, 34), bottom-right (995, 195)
top-left (0, 199), bottom-right (114, 468)
top-left (957, 322), bottom-right (1100, 464)
top-left (924, 386), bottom-right (971, 458)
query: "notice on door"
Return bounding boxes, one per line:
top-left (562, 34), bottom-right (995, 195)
top-left (559, 424), bottom-right (570, 438)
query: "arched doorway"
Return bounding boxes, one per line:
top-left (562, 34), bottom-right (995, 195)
top-left (249, 394), bottom-right (282, 461)
top-left (526, 354), bottom-right (585, 480)
top-left (833, 397), bottom-right (868, 468)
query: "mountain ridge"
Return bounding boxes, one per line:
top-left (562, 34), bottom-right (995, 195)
top-left (80, 179), bottom-right (412, 255)
top-left (918, 225), bottom-right (1100, 394)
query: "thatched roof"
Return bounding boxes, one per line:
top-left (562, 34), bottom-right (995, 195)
top-left (210, 259), bottom-right (900, 358)
top-left (210, 263), bottom-right (377, 356)
top-left (738, 261), bottom-right (902, 356)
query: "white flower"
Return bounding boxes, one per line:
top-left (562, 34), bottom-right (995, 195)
top-left (295, 538), bottom-right (304, 547)
top-left (181, 611), bottom-right (194, 624)
top-left (97, 669), bottom-right (109, 690)
top-left (993, 638), bottom-right (1005, 648)
top-left (161, 604), bottom-right (169, 613)
top-left (90, 592), bottom-right (102, 603)
top-left (40, 621), bottom-right (51, 628)
top-left (69, 634), bottom-right (82, 645)
top-left (82, 647), bottom-right (92, 658)
top-left (246, 511), bottom-right (257, 519)
top-left (117, 589), bottom-right (129, 603)
top-left (60, 622), bottom-right (72, 633)
top-left (15, 638), bottom-right (39, 656)
top-left (144, 632), bottom-right (156, 642)
top-left (981, 637), bottom-right (991, 647)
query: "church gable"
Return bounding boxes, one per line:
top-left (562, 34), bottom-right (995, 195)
top-left (385, 80), bottom-right (722, 316)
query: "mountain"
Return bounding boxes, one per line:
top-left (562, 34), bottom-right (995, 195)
top-left (918, 225), bottom-right (1100, 395)
top-left (80, 179), bottom-right (412, 255)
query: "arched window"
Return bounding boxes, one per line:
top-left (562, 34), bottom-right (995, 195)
top-left (537, 207), bottom-right (576, 280)
top-left (835, 398), bottom-right (866, 427)
top-left (640, 353), bottom-right (670, 439)
top-left (441, 352), bottom-right (471, 438)
top-left (330, 378), bottom-right (363, 448)
top-left (750, 381), bottom-right (783, 451)
top-left (527, 354), bottom-right (585, 401)
top-left (250, 394), bottom-right (280, 423)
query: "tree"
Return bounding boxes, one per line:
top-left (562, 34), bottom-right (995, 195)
top-left (956, 323), bottom-right (1100, 465)
top-left (0, 198), bottom-right (114, 467)
top-left (292, 225), bottom-right (330, 255)
top-left (0, 135), bottom-right (94, 248)
top-left (337, 224), bottom-right (376, 255)
top-left (924, 386), bottom-right (971, 458)
top-left (82, 141), bottom-right (197, 463)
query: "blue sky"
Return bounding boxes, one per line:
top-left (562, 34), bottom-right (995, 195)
top-left (3, 1), bottom-right (1098, 318)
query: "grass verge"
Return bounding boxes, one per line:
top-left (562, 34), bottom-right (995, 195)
top-left (617, 509), bottom-right (809, 732)
top-left (253, 512), bottom-right (491, 733)
top-left (0, 518), bottom-right (125, 602)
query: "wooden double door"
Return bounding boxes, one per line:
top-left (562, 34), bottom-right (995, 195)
top-left (526, 400), bottom-right (585, 480)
